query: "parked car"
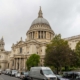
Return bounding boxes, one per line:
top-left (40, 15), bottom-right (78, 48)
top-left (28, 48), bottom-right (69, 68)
top-left (2, 70), bottom-right (6, 74)
top-left (10, 70), bottom-right (18, 76)
top-left (20, 72), bottom-right (29, 79)
top-left (22, 71), bottom-right (30, 80)
top-left (29, 67), bottom-right (57, 80)
top-left (62, 71), bottom-right (80, 80)
top-left (5, 69), bottom-right (11, 75)
top-left (15, 72), bottom-right (21, 78)
top-left (56, 75), bottom-right (62, 80)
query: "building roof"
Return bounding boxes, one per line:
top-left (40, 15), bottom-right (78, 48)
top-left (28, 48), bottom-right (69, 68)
top-left (30, 7), bottom-right (50, 27)
top-left (31, 17), bottom-right (50, 26)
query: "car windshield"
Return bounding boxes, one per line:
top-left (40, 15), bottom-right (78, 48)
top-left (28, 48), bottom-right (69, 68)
top-left (12, 70), bottom-right (17, 72)
top-left (24, 72), bottom-right (28, 75)
top-left (43, 70), bottom-right (54, 75)
top-left (56, 75), bottom-right (62, 78)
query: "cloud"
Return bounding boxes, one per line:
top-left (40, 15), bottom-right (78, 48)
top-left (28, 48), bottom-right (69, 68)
top-left (0, 0), bottom-right (80, 50)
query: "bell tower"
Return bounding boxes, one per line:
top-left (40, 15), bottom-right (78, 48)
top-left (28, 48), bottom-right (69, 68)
top-left (0, 37), bottom-right (5, 52)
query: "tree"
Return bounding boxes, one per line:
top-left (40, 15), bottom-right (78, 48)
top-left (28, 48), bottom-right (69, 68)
top-left (44, 34), bottom-right (75, 73)
top-left (26, 54), bottom-right (40, 70)
top-left (75, 41), bottom-right (80, 67)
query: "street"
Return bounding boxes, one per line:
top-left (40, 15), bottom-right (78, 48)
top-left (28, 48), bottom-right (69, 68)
top-left (0, 74), bottom-right (21, 80)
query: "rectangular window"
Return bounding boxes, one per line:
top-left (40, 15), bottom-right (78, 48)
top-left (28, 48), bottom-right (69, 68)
top-left (20, 47), bottom-right (22, 53)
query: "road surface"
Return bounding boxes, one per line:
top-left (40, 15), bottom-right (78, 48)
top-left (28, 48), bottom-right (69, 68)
top-left (0, 74), bottom-right (21, 80)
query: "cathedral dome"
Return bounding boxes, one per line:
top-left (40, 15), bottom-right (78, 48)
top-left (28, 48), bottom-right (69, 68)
top-left (30, 7), bottom-right (51, 30)
top-left (31, 18), bottom-right (50, 26)
top-left (26, 7), bottom-right (55, 42)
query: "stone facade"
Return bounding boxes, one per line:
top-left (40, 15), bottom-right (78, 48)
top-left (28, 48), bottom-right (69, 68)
top-left (64, 35), bottom-right (80, 50)
top-left (0, 37), bottom-right (11, 70)
top-left (8, 7), bottom-right (55, 72)
top-left (0, 7), bottom-right (80, 71)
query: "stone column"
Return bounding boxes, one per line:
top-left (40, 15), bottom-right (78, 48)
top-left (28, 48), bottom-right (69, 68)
top-left (30, 33), bottom-right (32, 39)
top-left (10, 61), bottom-right (11, 69)
top-left (29, 33), bottom-right (30, 39)
top-left (22, 58), bottom-right (24, 70)
top-left (44, 31), bottom-right (46, 39)
top-left (31, 32), bottom-right (32, 39)
top-left (24, 58), bottom-right (26, 71)
top-left (15, 59), bottom-right (16, 70)
top-left (30, 33), bottom-right (31, 39)
top-left (43, 31), bottom-right (44, 39)
top-left (33, 32), bottom-right (34, 39)
top-left (22, 58), bottom-right (24, 71)
top-left (14, 59), bottom-right (15, 69)
top-left (16, 59), bottom-right (17, 70)
top-left (34, 32), bottom-right (36, 39)
top-left (18, 58), bottom-right (19, 70)
top-left (21, 58), bottom-right (22, 71)
top-left (37, 31), bottom-right (38, 39)
top-left (19, 58), bottom-right (21, 71)
top-left (42, 31), bottom-right (43, 39)
top-left (45, 31), bottom-right (47, 39)
top-left (21, 58), bottom-right (22, 70)
top-left (50, 32), bottom-right (51, 39)
top-left (40, 31), bottom-right (41, 39)
top-left (18, 58), bottom-right (20, 71)
top-left (16, 58), bottom-right (18, 70)
top-left (17, 59), bottom-right (19, 70)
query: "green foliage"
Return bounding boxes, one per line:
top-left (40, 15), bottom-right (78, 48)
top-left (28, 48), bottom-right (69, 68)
top-left (44, 34), bottom-right (75, 73)
top-left (75, 41), bottom-right (80, 56)
top-left (75, 41), bottom-right (80, 67)
top-left (62, 66), bottom-right (77, 71)
top-left (26, 54), bottom-right (40, 70)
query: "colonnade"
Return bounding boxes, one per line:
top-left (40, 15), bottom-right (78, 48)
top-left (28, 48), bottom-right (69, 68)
top-left (13, 58), bottom-right (26, 71)
top-left (29, 31), bottom-right (51, 39)
top-left (38, 31), bottom-right (46, 39)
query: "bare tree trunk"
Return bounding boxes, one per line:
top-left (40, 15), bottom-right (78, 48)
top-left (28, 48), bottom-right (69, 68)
top-left (56, 67), bottom-right (59, 74)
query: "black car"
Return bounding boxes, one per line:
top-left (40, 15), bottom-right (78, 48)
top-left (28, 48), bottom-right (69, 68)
top-left (22, 71), bottom-right (30, 80)
top-left (62, 71), bottom-right (80, 80)
top-left (56, 75), bottom-right (62, 80)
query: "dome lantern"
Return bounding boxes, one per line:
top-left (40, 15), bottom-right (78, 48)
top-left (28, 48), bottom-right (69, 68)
top-left (31, 7), bottom-right (50, 27)
top-left (38, 6), bottom-right (43, 18)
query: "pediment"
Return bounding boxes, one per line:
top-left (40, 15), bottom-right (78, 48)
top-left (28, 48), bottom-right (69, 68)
top-left (16, 41), bottom-right (25, 46)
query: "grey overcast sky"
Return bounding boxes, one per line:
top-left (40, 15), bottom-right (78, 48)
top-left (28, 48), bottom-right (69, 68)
top-left (0, 0), bottom-right (80, 51)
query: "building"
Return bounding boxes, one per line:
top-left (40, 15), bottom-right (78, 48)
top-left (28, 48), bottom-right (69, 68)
top-left (0, 37), bottom-right (10, 70)
top-left (0, 7), bottom-right (79, 71)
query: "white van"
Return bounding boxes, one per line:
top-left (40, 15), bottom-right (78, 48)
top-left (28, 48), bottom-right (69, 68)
top-left (29, 67), bottom-right (57, 80)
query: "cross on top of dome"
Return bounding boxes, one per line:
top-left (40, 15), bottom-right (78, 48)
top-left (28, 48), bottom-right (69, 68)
top-left (38, 6), bottom-right (43, 18)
